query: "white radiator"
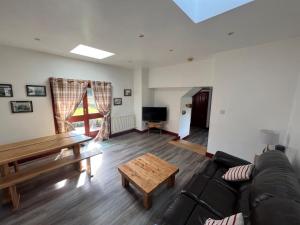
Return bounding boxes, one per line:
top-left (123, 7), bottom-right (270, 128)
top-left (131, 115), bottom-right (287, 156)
top-left (111, 115), bottom-right (135, 134)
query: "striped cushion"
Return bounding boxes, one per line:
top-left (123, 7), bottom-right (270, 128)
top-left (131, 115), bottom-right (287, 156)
top-left (222, 164), bottom-right (254, 181)
top-left (204, 213), bottom-right (244, 225)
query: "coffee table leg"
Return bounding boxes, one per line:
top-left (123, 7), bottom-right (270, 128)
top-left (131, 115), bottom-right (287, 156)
top-left (121, 175), bottom-right (129, 188)
top-left (167, 175), bottom-right (176, 188)
top-left (143, 193), bottom-right (152, 209)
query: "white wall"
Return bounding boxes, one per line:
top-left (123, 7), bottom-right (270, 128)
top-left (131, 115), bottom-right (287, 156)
top-left (287, 74), bottom-right (300, 177)
top-left (149, 37), bottom-right (300, 163)
top-left (0, 45), bottom-right (134, 144)
top-left (154, 88), bottom-right (190, 133)
top-left (149, 59), bottom-right (213, 88)
top-left (208, 38), bottom-right (300, 161)
top-left (133, 67), bottom-right (154, 131)
top-left (178, 96), bottom-right (192, 139)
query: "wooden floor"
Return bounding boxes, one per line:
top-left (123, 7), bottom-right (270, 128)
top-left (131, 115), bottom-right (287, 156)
top-left (185, 127), bottom-right (209, 146)
top-left (169, 139), bottom-right (207, 155)
top-left (0, 132), bottom-right (208, 225)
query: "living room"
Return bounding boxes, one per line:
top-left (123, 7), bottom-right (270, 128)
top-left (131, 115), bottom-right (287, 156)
top-left (0, 0), bottom-right (300, 225)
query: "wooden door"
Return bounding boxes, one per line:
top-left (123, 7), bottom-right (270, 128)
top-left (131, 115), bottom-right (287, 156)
top-left (68, 88), bottom-right (104, 137)
top-left (191, 91), bottom-right (209, 128)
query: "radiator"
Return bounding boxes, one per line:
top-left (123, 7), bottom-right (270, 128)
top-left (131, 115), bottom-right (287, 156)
top-left (111, 115), bottom-right (135, 134)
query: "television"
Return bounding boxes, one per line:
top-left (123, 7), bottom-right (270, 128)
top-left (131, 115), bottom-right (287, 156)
top-left (142, 107), bottom-right (167, 122)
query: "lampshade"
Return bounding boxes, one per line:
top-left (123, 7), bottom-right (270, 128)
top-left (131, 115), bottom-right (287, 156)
top-left (260, 129), bottom-right (280, 145)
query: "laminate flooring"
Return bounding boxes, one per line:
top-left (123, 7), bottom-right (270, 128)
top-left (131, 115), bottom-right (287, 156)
top-left (0, 132), bottom-right (208, 225)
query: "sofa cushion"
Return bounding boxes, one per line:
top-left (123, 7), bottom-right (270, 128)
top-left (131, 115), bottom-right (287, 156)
top-left (250, 168), bottom-right (300, 207)
top-left (254, 151), bottom-right (293, 175)
top-left (200, 179), bottom-right (237, 217)
top-left (251, 198), bottom-right (300, 225)
top-left (186, 204), bottom-right (222, 225)
top-left (222, 164), bottom-right (254, 181)
top-left (184, 174), bottom-right (210, 197)
top-left (163, 193), bottom-right (198, 225)
top-left (204, 213), bottom-right (244, 225)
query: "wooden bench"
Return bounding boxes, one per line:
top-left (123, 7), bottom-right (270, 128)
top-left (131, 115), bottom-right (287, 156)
top-left (0, 133), bottom-right (99, 210)
top-left (0, 150), bottom-right (101, 209)
top-left (0, 150), bottom-right (101, 190)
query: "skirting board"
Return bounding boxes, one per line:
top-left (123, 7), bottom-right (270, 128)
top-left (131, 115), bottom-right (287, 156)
top-left (133, 128), bottom-right (179, 138)
top-left (206, 152), bottom-right (214, 158)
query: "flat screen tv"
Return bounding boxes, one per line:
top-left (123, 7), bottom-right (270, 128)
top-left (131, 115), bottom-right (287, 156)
top-left (142, 107), bottom-right (167, 122)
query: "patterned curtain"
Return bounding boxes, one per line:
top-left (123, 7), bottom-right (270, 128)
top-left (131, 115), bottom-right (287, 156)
top-left (50, 78), bottom-right (88, 133)
top-left (91, 81), bottom-right (112, 141)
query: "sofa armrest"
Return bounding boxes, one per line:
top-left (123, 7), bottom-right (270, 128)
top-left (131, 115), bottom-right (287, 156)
top-left (213, 151), bottom-right (250, 168)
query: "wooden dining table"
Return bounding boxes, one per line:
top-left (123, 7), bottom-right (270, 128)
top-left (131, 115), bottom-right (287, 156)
top-left (0, 132), bottom-right (93, 209)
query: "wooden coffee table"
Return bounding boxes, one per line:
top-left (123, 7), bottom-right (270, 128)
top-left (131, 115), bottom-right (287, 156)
top-left (118, 153), bottom-right (179, 209)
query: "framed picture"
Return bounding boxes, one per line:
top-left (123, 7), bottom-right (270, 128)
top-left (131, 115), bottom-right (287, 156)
top-left (124, 89), bottom-right (132, 96)
top-left (0, 84), bottom-right (13, 97)
top-left (113, 98), bottom-right (122, 106)
top-left (26, 85), bottom-right (47, 97)
top-left (10, 101), bottom-right (33, 113)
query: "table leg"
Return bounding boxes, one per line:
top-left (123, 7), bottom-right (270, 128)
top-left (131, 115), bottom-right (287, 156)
top-left (143, 193), bottom-right (152, 209)
top-left (86, 157), bottom-right (93, 178)
top-left (13, 162), bottom-right (19, 173)
top-left (0, 164), bottom-right (20, 209)
top-left (167, 174), bottom-right (176, 188)
top-left (121, 175), bottom-right (129, 188)
top-left (72, 144), bottom-right (83, 172)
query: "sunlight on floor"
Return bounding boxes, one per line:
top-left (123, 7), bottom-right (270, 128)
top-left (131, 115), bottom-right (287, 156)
top-left (54, 179), bottom-right (68, 190)
top-left (76, 173), bottom-right (87, 188)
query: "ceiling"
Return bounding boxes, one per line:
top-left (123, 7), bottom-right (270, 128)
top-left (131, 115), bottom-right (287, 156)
top-left (0, 0), bottom-right (299, 68)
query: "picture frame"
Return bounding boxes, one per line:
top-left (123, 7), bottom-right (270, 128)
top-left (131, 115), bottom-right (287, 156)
top-left (10, 101), bottom-right (33, 113)
top-left (124, 89), bottom-right (132, 96)
top-left (26, 85), bottom-right (47, 97)
top-left (0, 84), bottom-right (13, 97)
top-left (113, 98), bottom-right (122, 106)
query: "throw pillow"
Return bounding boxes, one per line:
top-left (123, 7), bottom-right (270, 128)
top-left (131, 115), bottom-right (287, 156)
top-left (204, 213), bottom-right (244, 225)
top-left (222, 164), bottom-right (254, 181)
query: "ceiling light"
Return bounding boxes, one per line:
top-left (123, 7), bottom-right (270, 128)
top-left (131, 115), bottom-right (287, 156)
top-left (34, 38), bottom-right (41, 41)
top-left (169, 49), bottom-right (174, 52)
top-left (138, 34), bottom-right (145, 38)
top-left (70, 44), bottom-right (115, 60)
top-left (173, 0), bottom-right (255, 23)
top-left (228, 32), bottom-right (235, 36)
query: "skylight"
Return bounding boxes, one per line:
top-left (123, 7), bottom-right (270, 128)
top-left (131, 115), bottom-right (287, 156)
top-left (70, 44), bottom-right (115, 60)
top-left (172, 0), bottom-right (254, 23)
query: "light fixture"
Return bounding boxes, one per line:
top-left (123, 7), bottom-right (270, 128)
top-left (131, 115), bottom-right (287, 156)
top-left (34, 38), bottom-right (41, 41)
top-left (169, 49), bottom-right (174, 52)
top-left (172, 0), bottom-right (255, 23)
top-left (138, 34), bottom-right (145, 38)
top-left (70, 44), bottom-right (115, 60)
top-left (228, 32), bottom-right (235, 36)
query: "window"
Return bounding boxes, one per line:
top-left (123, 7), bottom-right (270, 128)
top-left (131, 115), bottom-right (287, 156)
top-left (172, 0), bottom-right (254, 23)
top-left (68, 88), bottom-right (104, 137)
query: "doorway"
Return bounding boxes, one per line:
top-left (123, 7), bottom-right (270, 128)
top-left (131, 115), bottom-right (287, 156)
top-left (68, 88), bottom-right (103, 137)
top-left (187, 88), bottom-right (212, 146)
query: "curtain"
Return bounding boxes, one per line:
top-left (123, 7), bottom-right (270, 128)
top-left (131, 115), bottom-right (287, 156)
top-left (50, 78), bottom-right (88, 133)
top-left (91, 81), bottom-right (112, 141)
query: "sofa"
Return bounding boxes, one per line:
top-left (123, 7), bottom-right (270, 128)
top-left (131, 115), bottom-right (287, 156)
top-left (161, 150), bottom-right (300, 225)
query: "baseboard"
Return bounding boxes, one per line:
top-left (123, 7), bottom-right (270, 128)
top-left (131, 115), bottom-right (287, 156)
top-left (182, 135), bottom-right (191, 140)
top-left (133, 128), bottom-right (179, 139)
top-left (133, 129), bottom-right (147, 133)
top-left (110, 129), bottom-right (135, 138)
top-left (206, 152), bottom-right (214, 158)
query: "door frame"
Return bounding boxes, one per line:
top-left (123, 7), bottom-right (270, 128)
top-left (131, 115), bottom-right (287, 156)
top-left (50, 82), bottom-right (105, 138)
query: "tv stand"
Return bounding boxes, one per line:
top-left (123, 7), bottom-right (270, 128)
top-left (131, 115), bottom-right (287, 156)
top-left (146, 121), bottom-right (163, 135)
